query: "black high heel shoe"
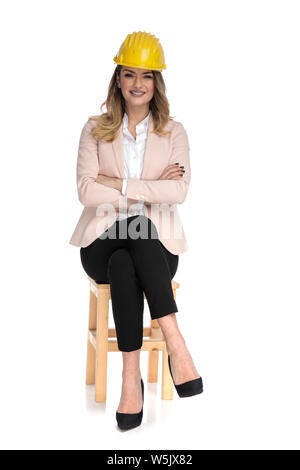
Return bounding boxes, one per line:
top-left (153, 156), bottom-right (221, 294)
top-left (168, 354), bottom-right (203, 398)
top-left (116, 378), bottom-right (144, 431)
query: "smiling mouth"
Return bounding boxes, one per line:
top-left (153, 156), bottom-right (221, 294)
top-left (130, 91), bottom-right (146, 96)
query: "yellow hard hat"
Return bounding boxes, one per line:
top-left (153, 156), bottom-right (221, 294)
top-left (113, 31), bottom-right (166, 72)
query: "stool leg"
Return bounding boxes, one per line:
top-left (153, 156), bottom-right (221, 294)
top-left (86, 288), bottom-right (97, 385)
top-left (95, 289), bottom-right (109, 402)
top-left (148, 351), bottom-right (159, 382)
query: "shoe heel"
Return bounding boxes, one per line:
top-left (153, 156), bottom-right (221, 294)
top-left (116, 378), bottom-right (144, 430)
top-left (168, 354), bottom-right (203, 398)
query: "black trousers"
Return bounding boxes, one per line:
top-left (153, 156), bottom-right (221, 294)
top-left (80, 215), bottom-right (179, 351)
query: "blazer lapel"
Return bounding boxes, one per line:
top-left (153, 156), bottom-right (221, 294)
top-left (112, 112), bottom-right (155, 179)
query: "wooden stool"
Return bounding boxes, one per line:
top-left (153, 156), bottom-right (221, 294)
top-left (85, 276), bottom-right (180, 402)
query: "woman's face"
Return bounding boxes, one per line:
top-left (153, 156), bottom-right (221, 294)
top-left (117, 66), bottom-right (155, 107)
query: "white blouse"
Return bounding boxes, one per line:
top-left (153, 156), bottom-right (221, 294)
top-left (117, 110), bottom-right (151, 221)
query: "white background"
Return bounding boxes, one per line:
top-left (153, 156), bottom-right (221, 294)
top-left (0, 0), bottom-right (299, 450)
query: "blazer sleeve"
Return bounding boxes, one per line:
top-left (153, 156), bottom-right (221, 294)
top-left (125, 122), bottom-right (191, 204)
top-left (76, 119), bottom-right (122, 207)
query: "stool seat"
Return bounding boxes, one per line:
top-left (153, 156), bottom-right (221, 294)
top-left (85, 276), bottom-right (180, 402)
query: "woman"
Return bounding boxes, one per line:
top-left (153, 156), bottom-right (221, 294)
top-left (69, 31), bottom-right (203, 430)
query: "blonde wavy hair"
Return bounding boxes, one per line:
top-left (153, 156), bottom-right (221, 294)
top-left (88, 65), bottom-right (175, 142)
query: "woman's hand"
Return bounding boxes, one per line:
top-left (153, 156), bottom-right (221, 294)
top-left (158, 163), bottom-right (185, 180)
top-left (96, 174), bottom-right (122, 191)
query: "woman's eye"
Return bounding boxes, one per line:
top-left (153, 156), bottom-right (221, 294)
top-left (124, 73), bottom-right (153, 79)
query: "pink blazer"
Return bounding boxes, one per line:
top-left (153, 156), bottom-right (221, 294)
top-left (69, 113), bottom-right (191, 255)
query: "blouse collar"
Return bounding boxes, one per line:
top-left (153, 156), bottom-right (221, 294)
top-left (123, 111), bottom-right (151, 135)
